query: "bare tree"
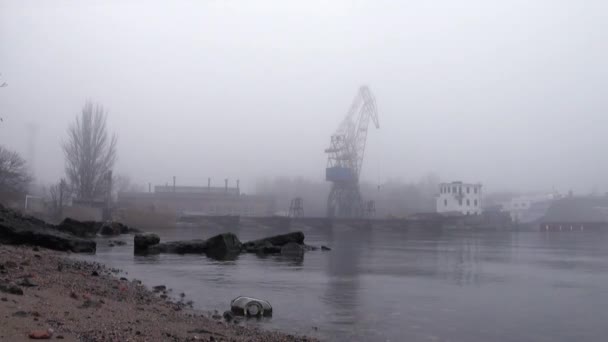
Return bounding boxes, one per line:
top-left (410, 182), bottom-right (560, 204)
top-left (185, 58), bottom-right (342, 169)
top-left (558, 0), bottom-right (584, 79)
top-left (0, 146), bottom-right (32, 193)
top-left (63, 101), bottom-right (117, 201)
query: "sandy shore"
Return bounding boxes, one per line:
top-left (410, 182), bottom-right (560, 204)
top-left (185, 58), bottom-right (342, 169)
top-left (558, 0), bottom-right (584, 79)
top-left (0, 244), bottom-right (317, 341)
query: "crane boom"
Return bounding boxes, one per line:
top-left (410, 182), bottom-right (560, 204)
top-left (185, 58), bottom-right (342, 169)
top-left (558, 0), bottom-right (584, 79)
top-left (325, 86), bottom-right (379, 218)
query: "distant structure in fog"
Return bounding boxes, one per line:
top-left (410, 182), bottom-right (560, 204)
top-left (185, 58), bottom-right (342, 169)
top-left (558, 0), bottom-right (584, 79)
top-left (540, 195), bottom-right (608, 231)
top-left (288, 197), bottom-right (303, 218)
top-left (117, 179), bottom-right (275, 217)
top-left (325, 85), bottom-right (379, 218)
top-left (436, 181), bottom-right (482, 215)
top-left (501, 193), bottom-right (558, 223)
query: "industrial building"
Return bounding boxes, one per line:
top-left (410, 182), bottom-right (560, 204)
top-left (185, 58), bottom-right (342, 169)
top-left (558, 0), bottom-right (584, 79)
top-left (540, 195), bottom-right (608, 230)
top-left (117, 181), bottom-right (275, 217)
top-left (436, 181), bottom-right (483, 215)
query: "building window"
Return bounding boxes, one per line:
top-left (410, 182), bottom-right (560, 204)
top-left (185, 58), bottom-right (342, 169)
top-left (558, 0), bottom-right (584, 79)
top-left (467, 187), bottom-right (470, 194)
top-left (474, 199), bottom-right (478, 206)
top-left (474, 187), bottom-right (478, 194)
top-left (453, 186), bottom-right (457, 193)
top-left (467, 199), bottom-right (470, 206)
top-left (444, 199), bottom-right (447, 207)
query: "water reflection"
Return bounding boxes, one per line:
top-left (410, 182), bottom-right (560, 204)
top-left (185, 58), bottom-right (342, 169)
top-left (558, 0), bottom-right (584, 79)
top-left (320, 224), bottom-right (372, 339)
top-left (79, 224), bottom-right (608, 342)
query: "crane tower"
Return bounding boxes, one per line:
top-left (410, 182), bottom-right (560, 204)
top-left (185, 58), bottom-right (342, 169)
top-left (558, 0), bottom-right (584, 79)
top-left (325, 86), bottom-right (379, 218)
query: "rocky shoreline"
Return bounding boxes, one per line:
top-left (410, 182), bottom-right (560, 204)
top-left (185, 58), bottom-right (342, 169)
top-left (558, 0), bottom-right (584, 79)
top-left (0, 244), bottom-right (317, 341)
top-left (0, 205), bottom-right (318, 341)
top-left (133, 230), bottom-right (329, 259)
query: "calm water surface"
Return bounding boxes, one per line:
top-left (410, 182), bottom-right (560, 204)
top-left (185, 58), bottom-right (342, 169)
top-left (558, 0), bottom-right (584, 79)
top-left (78, 224), bottom-right (608, 342)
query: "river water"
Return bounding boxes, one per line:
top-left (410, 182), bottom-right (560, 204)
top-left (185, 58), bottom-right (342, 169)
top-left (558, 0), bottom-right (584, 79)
top-left (78, 223), bottom-right (608, 342)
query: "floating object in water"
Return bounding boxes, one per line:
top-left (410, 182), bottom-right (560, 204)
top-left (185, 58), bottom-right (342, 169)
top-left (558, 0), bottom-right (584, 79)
top-left (230, 296), bottom-right (273, 317)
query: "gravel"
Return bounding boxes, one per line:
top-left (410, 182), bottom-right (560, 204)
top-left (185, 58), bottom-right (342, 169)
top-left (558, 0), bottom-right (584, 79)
top-left (0, 244), bottom-right (317, 342)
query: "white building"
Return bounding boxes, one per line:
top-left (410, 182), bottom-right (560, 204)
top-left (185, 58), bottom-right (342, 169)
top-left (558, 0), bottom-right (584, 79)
top-left (436, 181), bottom-right (483, 215)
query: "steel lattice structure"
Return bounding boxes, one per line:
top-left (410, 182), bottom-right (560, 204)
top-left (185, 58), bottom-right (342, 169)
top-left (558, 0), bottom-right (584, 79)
top-left (288, 197), bottom-right (304, 218)
top-left (325, 86), bottom-right (379, 218)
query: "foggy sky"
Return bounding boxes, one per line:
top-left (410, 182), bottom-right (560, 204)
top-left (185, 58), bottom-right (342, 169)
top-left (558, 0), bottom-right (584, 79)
top-left (1, 0), bottom-right (607, 194)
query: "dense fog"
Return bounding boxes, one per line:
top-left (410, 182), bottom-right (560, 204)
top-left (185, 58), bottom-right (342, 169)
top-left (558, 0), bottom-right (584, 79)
top-left (1, 0), bottom-right (607, 196)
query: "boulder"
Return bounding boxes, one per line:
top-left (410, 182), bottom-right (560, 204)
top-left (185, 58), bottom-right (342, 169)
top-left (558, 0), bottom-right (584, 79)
top-left (242, 240), bottom-right (280, 254)
top-left (0, 217), bottom-right (96, 253)
top-left (261, 245), bottom-right (282, 254)
top-left (205, 233), bottom-right (242, 259)
top-left (280, 242), bottom-right (304, 258)
top-left (113, 222), bottom-right (140, 234)
top-left (99, 222), bottom-right (122, 236)
top-left (241, 231), bottom-right (305, 252)
top-left (141, 233), bottom-right (242, 260)
top-left (119, 223), bottom-right (130, 234)
top-left (133, 233), bottom-right (160, 253)
top-left (55, 218), bottom-right (100, 238)
top-left (148, 240), bottom-right (207, 254)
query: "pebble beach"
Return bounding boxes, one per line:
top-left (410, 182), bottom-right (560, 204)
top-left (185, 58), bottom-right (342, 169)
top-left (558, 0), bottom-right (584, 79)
top-left (0, 244), bottom-right (317, 342)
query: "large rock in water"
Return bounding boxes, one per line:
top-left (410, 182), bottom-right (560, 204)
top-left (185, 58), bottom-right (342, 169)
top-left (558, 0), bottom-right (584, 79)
top-left (280, 242), bottom-right (304, 258)
top-left (146, 233), bottom-right (242, 260)
top-left (205, 233), bottom-right (242, 259)
top-left (56, 218), bottom-right (100, 238)
top-left (247, 241), bottom-right (281, 254)
top-left (99, 222), bottom-right (125, 236)
top-left (148, 239), bottom-right (207, 254)
top-left (242, 231), bottom-right (305, 253)
top-left (0, 207), bottom-right (96, 253)
top-left (134, 233), bottom-right (160, 253)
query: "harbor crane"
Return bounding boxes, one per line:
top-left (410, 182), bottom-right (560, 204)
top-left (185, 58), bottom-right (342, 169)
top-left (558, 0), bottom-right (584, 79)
top-left (325, 86), bottom-right (379, 218)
